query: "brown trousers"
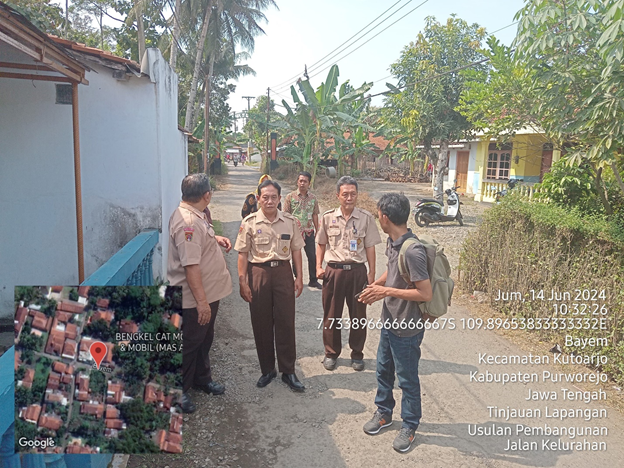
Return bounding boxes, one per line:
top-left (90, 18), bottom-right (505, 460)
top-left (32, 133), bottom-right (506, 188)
top-left (248, 262), bottom-right (296, 374)
top-left (182, 301), bottom-right (219, 393)
top-left (322, 264), bottom-right (368, 360)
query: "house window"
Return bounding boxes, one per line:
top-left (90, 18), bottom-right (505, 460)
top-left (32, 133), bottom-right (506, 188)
top-left (55, 84), bottom-right (72, 105)
top-left (487, 143), bottom-right (512, 180)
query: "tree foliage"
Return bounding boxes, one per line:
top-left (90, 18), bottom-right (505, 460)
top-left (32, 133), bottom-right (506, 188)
top-left (384, 16), bottom-right (487, 198)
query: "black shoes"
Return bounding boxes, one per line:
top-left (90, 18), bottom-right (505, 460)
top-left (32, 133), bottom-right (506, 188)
top-left (282, 373), bottom-right (305, 392)
top-left (194, 381), bottom-right (225, 395)
top-left (257, 369), bottom-right (277, 388)
top-left (180, 393), bottom-right (196, 413)
top-left (308, 281), bottom-right (323, 289)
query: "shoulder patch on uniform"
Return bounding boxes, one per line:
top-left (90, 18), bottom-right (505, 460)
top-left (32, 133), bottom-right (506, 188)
top-left (322, 208), bottom-right (336, 216)
top-left (282, 211), bottom-right (295, 220)
top-left (358, 208), bottom-right (374, 218)
top-left (242, 212), bottom-right (257, 222)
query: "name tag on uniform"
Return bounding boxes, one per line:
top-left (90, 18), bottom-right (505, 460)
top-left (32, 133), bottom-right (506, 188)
top-left (350, 239), bottom-right (357, 251)
top-left (308, 213), bottom-right (312, 220)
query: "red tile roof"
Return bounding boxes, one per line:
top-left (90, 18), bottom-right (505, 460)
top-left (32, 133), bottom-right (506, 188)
top-left (169, 413), bottom-right (183, 433)
top-left (38, 414), bottom-right (63, 431)
top-left (96, 298), bottom-right (110, 309)
top-left (105, 419), bottom-right (125, 430)
top-left (15, 306), bottom-right (28, 333)
top-left (57, 300), bottom-right (85, 314)
top-left (78, 374), bottom-right (90, 392)
top-left (78, 286), bottom-right (90, 297)
top-left (107, 381), bottom-right (124, 404)
top-left (45, 390), bottom-right (66, 404)
top-left (21, 368), bottom-right (35, 389)
top-left (47, 372), bottom-right (60, 390)
top-left (32, 311), bottom-right (50, 331)
top-left (55, 311), bottom-right (73, 323)
top-left (90, 310), bottom-right (114, 324)
top-left (80, 402), bottom-right (104, 418)
top-left (105, 405), bottom-right (120, 419)
top-left (51, 286), bottom-right (63, 293)
top-left (21, 404), bottom-right (41, 423)
top-left (62, 340), bottom-right (77, 359)
top-left (76, 391), bottom-right (90, 402)
top-left (170, 313), bottom-right (181, 329)
top-left (65, 323), bottom-right (78, 340)
top-left (47, 35), bottom-right (140, 71)
top-left (45, 330), bottom-right (65, 356)
top-left (66, 444), bottom-right (97, 454)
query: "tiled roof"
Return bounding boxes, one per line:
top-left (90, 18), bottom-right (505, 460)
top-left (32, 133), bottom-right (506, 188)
top-left (47, 35), bottom-right (140, 72)
top-left (38, 414), bottom-right (63, 431)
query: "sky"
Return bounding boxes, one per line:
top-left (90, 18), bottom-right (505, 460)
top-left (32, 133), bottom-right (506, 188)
top-left (53, 0), bottom-right (526, 125)
top-left (227, 0), bottom-right (526, 124)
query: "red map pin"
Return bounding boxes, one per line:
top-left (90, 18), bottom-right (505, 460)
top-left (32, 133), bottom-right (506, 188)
top-left (89, 341), bottom-right (107, 370)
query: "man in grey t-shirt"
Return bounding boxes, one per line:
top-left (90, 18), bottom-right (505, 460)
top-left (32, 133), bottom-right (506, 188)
top-left (358, 193), bottom-right (432, 453)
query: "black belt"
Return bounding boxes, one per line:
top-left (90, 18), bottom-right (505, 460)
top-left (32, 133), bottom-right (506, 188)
top-left (327, 262), bottom-right (364, 270)
top-left (253, 260), bottom-right (288, 268)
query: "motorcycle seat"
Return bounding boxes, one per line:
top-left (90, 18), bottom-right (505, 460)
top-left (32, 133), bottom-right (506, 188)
top-left (419, 198), bottom-right (443, 205)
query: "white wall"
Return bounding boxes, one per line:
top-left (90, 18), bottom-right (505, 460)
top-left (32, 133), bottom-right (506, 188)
top-left (444, 144), bottom-right (478, 194)
top-left (0, 48), bottom-right (186, 317)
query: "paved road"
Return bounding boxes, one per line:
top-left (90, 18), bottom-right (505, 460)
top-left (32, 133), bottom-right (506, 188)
top-left (130, 164), bottom-right (624, 468)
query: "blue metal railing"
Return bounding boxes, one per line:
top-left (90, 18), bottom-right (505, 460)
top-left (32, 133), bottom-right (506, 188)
top-left (83, 230), bottom-right (159, 287)
top-left (1, 230), bottom-right (160, 468)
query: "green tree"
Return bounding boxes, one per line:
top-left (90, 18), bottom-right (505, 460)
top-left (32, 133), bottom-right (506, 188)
top-left (89, 369), bottom-right (107, 396)
top-left (514, 0), bottom-right (624, 213)
top-left (385, 16), bottom-right (487, 200)
top-left (282, 65), bottom-right (372, 183)
top-left (69, 288), bottom-right (79, 301)
top-left (83, 319), bottom-right (113, 341)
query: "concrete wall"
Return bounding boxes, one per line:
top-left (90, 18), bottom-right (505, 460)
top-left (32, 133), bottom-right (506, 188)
top-left (444, 144), bottom-right (477, 194)
top-left (0, 48), bottom-right (186, 317)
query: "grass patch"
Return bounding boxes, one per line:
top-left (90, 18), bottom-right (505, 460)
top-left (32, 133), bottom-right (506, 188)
top-left (212, 220), bottom-right (224, 236)
top-left (460, 196), bottom-right (624, 385)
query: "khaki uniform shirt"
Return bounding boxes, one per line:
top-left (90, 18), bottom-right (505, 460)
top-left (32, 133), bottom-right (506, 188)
top-left (234, 209), bottom-right (305, 263)
top-left (316, 207), bottom-right (382, 263)
top-left (167, 202), bottom-right (232, 308)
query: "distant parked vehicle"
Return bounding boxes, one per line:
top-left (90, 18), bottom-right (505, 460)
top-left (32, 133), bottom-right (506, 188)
top-left (495, 178), bottom-right (523, 202)
top-left (413, 185), bottom-right (463, 227)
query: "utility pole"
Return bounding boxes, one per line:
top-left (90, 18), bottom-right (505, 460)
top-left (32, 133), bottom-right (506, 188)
top-left (242, 96), bottom-right (255, 164)
top-left (265, 88), bottom-right (270, 174)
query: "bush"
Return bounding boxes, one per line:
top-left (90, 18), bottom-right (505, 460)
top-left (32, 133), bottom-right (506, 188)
top-left (460, 197), bottom-right (624, 385)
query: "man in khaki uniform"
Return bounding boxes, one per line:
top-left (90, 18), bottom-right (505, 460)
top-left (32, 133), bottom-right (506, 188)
top-left (316, 176), bottom-right (382, 372)
top-left (168, 174), bottom-right (232, 413)
top-left (235, 179), bottom-right (306, 392)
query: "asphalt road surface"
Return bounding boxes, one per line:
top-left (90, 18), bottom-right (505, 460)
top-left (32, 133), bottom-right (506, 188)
top-left (129, 164), bottom-right (624, 468)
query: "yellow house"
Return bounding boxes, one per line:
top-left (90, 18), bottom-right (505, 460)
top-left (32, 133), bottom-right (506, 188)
top-left (442, 129), bottom-right (561, 202)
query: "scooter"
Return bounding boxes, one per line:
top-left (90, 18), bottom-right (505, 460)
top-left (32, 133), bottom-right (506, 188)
top-left (495, 178), bottom-right (523, 202)
top-left (413, 186), bottom-right (463, 227)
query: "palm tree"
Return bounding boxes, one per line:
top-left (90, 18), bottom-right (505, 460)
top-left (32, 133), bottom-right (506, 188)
top-left (183, 0), bottom-right (277, 130)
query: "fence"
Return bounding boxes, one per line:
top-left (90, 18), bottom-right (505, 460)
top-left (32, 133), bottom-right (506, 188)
top-left (480, 180), bottom-right (547, 203)
top-left (1, 230), bottom-right (160, 468)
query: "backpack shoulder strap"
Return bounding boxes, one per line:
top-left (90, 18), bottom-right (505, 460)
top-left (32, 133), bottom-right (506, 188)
top-left (398, 237), bottom-right (419, 284)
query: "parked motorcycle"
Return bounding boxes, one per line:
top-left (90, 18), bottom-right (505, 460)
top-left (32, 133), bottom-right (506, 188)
top-left (495, 178), bottom-right (523, 202)
top-left (413, 186), bottom-right (463, 227)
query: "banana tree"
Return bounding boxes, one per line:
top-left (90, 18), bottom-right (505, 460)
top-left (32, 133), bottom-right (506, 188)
top-left (281, 64), bottom-right (372, 184)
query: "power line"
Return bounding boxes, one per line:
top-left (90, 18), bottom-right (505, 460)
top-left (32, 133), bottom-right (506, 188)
top-left (304, 0), bottom-right (431, 82)
top-left (270, 0), bottom-right (411, 91)
top-left (368, 21), bottom-right (520, 87)
top-left (303, 0), bottom-right (419, 77)
top-left (368, 55), bottom-right (493, 100)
